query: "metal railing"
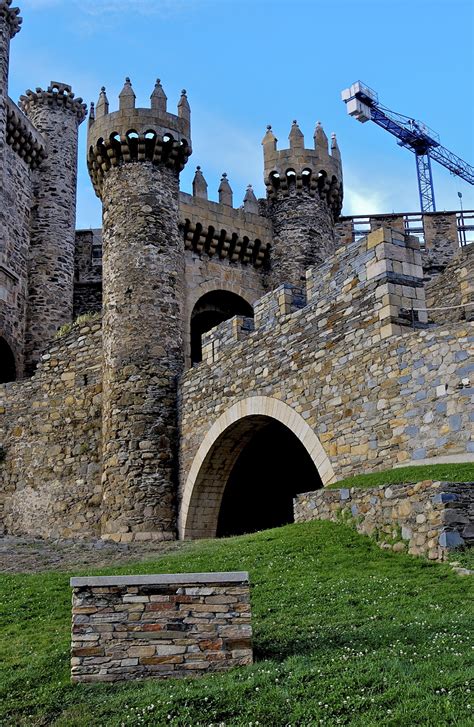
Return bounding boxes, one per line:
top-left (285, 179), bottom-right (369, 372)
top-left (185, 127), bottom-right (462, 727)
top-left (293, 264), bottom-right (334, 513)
top-left (338, 210), bottom-right (474, 248)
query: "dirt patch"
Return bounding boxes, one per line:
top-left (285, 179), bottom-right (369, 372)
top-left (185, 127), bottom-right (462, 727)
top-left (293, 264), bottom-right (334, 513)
top-left (0, 535), bottom-right (189, 574)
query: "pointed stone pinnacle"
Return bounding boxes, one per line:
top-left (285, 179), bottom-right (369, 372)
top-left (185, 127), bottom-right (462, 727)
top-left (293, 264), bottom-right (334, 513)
top-left (218, 173), bottom-right (233, 207)
top-left (178, 89), bottom-right (190, 122)
top-left (192, 166), bottom-right (208, 200)
top-left (150, 78), bottom-right (167, 112)
top-left (314, 120), bottom-right (328, 152)
top-left (243, 184), bottom-right (259, 214)
top-left (289, 119), bottom-right (304, 149)
top-left (96, 86), bottom-right (109, 118)
top-left (119, 77), bottom-right (135, 111)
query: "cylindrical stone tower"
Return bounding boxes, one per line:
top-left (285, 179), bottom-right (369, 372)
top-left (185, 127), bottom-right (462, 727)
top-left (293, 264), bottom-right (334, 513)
top-left (263, 120), bottom-right (343, 287)
top-left (20, 82), bottom-right (87, 374)
top-left (87, 79), bottom-right (192, 542)
top-left (0, 2), bottom-right (21, 241)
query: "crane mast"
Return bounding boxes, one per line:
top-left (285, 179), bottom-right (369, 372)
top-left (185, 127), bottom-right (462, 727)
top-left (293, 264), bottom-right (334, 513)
top-left (341, 81), bottom-right (474, 213)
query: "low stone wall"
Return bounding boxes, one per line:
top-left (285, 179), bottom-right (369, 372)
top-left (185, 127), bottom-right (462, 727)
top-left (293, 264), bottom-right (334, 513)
top-left (70, 572), bottom-right (252, 683)
top-left (294, 481), bottom-right (473, 560)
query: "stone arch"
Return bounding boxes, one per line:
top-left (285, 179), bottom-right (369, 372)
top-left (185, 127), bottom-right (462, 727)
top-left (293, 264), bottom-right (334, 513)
top-left (179, 396), bottom-right (335, 539)
top-left (0, 336), bottom-right (17, 384)
top-left (189, 289), bottom-right (254, 364)
top-left (185, 281), bottom-right (258, 367)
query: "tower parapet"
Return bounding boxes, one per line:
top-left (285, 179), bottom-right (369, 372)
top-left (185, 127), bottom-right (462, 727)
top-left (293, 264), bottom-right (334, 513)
top-left (263, 120), bottom-right (344, 287)
top-left (263, 121), bottom-right (343, 217)
top-left (0, 1), bottom-right (21, 38)
top-left (87, 77), bottom-right (191, 198)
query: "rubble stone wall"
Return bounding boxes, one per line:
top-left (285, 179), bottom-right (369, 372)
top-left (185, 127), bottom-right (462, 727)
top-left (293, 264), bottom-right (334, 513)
top-left (294, 481), bottom-right (474, 560)
top-left (0, 319), bottom-right (102, 538)
top-left (70, 572), bottom-right (252, 683)
top-left (425, 245), bottom-right (474, 325)
top-left (180, 231), bottom-right (473, 531)
top-left (0, 145), bottom-right (33, 374)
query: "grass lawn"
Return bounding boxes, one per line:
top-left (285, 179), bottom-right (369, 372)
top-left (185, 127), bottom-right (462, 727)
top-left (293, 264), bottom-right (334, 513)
top-left (326, 462), bottom-right (474, 490)
top-left (0, 520), bottom-right (473, 726)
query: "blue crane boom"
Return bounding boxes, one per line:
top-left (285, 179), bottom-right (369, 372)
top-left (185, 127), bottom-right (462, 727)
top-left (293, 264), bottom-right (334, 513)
top-left (341, 81), bottom-right (474, 213)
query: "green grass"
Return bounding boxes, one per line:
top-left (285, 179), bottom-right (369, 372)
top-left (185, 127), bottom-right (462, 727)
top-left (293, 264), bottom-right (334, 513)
top-left (0, 521), bottom-right (473, 726)
top-left (327, 462), bottom-right (474, 490)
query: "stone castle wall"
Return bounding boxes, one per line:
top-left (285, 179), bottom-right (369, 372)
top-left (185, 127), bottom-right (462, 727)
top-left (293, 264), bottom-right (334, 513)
top-left (0, 143), bottom-right (33, 374)
top-left (179, 230), bottom-right (473, 532)
top-left (0, 318), bottom-right (102, 538)
top-left (70, 572), bottom-right (252, 683)
top-left (425, 245), bottom-right (474, 325)
top-left (294, 481), bottom-right (474, 560)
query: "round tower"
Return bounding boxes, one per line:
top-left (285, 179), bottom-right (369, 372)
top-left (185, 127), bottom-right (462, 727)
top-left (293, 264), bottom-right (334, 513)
top-left (262, 120), bottom-right (343, 287)
top-left (20, 82), bottom-right (87, 373)
top-left (87, 78), bottom-right (192, 542)
top-left (0, 2), bottom-right (21, 238)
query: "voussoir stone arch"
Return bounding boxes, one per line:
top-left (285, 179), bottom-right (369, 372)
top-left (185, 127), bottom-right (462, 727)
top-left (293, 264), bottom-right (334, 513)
top-left (179, 396), bottom-right (335, 539)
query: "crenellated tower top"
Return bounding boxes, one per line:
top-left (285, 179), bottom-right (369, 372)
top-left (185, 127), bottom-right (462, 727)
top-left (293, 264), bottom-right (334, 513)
top-left (87, 77), bottom-right (192, 198)
top-left (0, 1), bottom-right (22, 37)
top-left (20, 81), bottom-right (87, 121)
top-left (262, 120), bottom-right (343, 218)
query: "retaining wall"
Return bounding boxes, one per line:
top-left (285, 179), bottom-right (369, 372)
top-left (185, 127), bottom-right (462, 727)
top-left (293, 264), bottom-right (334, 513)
top-left (294, 481), bottom-right (474, 560)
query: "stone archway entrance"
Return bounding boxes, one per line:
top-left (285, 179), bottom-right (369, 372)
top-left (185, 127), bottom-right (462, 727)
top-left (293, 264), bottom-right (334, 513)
top-left (179, 396), bottom-right (335, 539)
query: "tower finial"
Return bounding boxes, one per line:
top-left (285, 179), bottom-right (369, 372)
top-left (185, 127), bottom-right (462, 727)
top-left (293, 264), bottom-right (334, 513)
top-left (289, 120), bottom-right (304, 149)
top-left (243, 184), bottom-right (259, 214)
top-left (218, 172), bottom-right (233, 207)
top-left (150, 78), bottom-right (167, 112)
top-left (96, 86), bottom-right (109, 118)
top-left (178, 89), bottom-right (190, 123)
top-left (119, 77), bottom-right (135, 111)
top-left (331, 132), bottom-right (341, 162)
top-left (314, 121), bottom-right (328, 152)
top-left (192, 165), bottom-right (208, 200)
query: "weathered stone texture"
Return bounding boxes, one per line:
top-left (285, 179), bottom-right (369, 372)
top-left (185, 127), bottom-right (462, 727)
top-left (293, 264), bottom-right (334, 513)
top-left (425, 245), bottom-right (474, 324)
top-left (0, 145), bottom-right (33, 374)
top-left (21, 83), bottom-right (86, 374)
top-left (422, 212), bottom-right (458, 272)
top-left (70, 572), bottom-right (252, 683)
top-left (180, 232), bottom-right (473, 510)
top-left (294, 481), bottom-right (474, 560)
top-left (101, 162), bottom-right (184, 542)
top-left (0, 319), bottom-right (102, 538)
top-left (73, 230), bottom-right (102, 318)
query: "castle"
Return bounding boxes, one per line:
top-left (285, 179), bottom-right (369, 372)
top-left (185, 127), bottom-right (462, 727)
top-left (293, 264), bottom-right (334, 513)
top-left (0, 2), bottom-right (473, 544)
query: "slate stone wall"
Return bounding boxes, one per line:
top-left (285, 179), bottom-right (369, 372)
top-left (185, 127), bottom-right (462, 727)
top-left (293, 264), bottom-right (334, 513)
top-left (70, 572), bottom-right (252, 683)
top-left (180, 229), bottom-right (473, 513)
top-left (294, 481), bottom-right (474, 560)
top-left (0, 319), bottom-right (102, 538)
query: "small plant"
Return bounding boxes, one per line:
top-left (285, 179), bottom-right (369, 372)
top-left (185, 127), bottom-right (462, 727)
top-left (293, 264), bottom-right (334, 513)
top-left (55, 311), bottom-right (100, 339)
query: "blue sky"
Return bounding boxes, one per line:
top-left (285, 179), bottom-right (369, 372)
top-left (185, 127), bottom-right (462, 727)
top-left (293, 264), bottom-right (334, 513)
top-left (9, 0), bottom-right (474, 228)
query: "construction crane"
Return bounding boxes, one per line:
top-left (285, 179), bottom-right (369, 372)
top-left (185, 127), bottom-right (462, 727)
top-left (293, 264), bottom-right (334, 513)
top-left (341, 81), bottom-right (474, 213)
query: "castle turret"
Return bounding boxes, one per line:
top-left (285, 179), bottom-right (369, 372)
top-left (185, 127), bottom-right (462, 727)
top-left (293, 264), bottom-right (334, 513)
top-left (87, 77), bottom-right (192, 542)
top-left (263, 119), bottom-right (343, 287)
top-left (20, 82), bottom-right (86, 373)
top-left (0, 2), bottom-right (21, 141)
top-left (0, 2), bottom-right (21, 250)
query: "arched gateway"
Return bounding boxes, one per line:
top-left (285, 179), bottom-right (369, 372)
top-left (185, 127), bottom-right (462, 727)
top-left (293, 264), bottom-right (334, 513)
top-left (179, 396), bottom-right (335, 539)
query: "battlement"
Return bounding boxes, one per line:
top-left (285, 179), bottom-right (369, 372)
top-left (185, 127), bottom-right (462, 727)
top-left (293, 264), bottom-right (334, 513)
top-left (87, 78), bottom-right (192, 197)
top-left (20, 81), bottom-right (87, 121)
top-left (180, 190), bottom-right (271, 268)
top-left (5, 97), bottom-right (46, 168)
top-left (0, 1), bottom-right (22, 37)
top-left (196, 227), bottom-right (427, 365)
top-left (262, 121), bottom-right (343, 216)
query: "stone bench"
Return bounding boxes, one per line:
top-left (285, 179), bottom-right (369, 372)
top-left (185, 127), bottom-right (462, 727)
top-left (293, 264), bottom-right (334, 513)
top-left (70, 571), bottom-right (252, 683)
